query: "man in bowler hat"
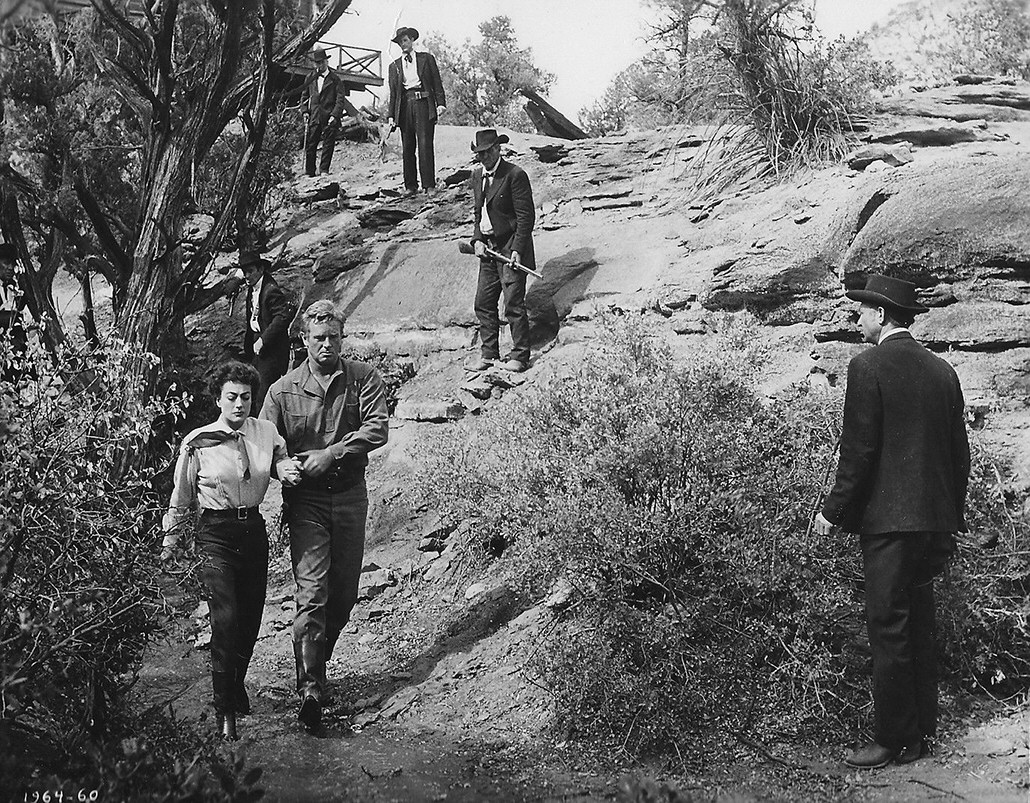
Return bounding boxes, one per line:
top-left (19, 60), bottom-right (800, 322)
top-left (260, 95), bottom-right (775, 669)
top-left (465, 129), bottom-right (536, 373)
top-left (239, 249), bottom-right (296, 409)
top-left (386, 26), bottom-right (446, 193)
top-left (302, 46), bottom-right (361, 176)
top-left (815, 274), bottom-right (970, 769)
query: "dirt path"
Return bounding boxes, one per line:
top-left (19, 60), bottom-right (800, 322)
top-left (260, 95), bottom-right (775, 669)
top-left (141, 540), bottom-right (1029, 803)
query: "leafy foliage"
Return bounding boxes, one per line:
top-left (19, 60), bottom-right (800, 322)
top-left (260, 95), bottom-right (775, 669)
top-left (418, 315), bottom-right (1028, 758)
top-left (0, 338), bottom-right (264, 798)
top-left (422, 16), bottom-right (555, 132)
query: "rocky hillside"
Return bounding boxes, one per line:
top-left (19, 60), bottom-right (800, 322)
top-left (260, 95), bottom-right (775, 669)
top-left (192, 77), bottom-right (1030, 494)
top-left (161, 78), bottom-right (1030, 800)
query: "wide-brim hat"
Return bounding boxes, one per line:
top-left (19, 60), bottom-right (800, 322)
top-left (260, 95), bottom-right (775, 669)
top-left (846, 273), bottom-right (927, 314)
top-left (471, 128), bottom-right (510, 152)
top-left (238, 249), bottom-right (267, 270)
top-left (391, 26), bottom-right (419, 44)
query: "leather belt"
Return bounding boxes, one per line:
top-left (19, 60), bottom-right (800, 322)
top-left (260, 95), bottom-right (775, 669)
top-left (200, 506), bottom-right (262, 521)
top-left (404, 89), bottom-right (429, 100)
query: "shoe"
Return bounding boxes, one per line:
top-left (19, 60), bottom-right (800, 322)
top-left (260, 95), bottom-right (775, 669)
top-left (215, 710), bottom-right (239, 741)
top-left (298, 694), bottom-right (322, 732)
top-left (403, 187), bottom-right (418, 196)
top-left (894, 739), bottom-right (926, 764)
top-left (463, 356), bottom-right (496, 372)
top-left (844, 738), bottom-right (924, 769)
top-left (498, 359), bottom-right (527, 373)
top-left (844, 742), bottom-right (894, 769)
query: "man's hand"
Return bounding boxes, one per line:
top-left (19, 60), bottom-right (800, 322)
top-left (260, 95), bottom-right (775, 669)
top-left (253, 336), bottom-right (264, 357)
top-left (387, 117), bottom-right (394, 128)
top-left (278, 457), bottom-right (302, 486)
top-left (473, 240), bottom-right (486, 257)
top-left (510, 251), bottom-right (521, 267)
top-left (436, 105), bottom-right (446, 118)
top-left (813, 512), bottom-right (835, 535)
top-left (296, 448), bottom-right (335, 478)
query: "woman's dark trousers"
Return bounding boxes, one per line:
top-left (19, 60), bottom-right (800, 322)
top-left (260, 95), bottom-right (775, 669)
top-left (196, 512), bottom-right (269, 715)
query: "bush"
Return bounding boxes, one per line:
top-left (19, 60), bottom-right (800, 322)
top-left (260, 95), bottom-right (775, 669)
top-left (0, 337), bottom-right (262, 799)
top-left (417, 314), bottom-right (1028, 758)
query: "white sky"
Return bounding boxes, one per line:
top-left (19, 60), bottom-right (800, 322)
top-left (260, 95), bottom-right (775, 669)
top-left (329, 0), bottom-right (900, 123)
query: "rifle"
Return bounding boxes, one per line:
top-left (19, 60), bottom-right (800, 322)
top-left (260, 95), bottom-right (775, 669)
top-left (458, 241), bottom-right (542, 279)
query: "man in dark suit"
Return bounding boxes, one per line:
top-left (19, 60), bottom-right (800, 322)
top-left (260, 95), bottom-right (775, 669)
top-left (239, 249), bottom-right (297, 409)
top-left (465, 129), bottom-right (536, 373)
top-left (386, 27), bottom-right (446, 194)
top-left (302, 47), bottom-right (360, 177)
top-left (815, 274), bottom-right (970, 769)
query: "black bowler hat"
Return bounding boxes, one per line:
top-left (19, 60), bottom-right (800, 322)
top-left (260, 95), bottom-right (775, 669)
top-left (471, 129), bottom-right (510, 152)
top-left (391, 26), bottom-right (419, 44)
top-left (846, 274), bottom-right (927, 314)
top-left (310, 46), bottom-right (327, 61)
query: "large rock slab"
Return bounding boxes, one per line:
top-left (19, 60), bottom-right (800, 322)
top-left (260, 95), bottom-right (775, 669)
top-left (914, 303), bottom-right (1030, 351)
top-left (841, 154), bottom-right (1030, 285)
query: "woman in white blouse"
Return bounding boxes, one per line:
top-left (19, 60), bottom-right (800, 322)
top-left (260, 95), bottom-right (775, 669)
top-left (163, 361), bottom-right (300, 740)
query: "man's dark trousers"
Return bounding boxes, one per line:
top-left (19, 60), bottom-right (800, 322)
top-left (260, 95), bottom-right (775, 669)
top-left (305, 117), bottom-right (341, 176)
top-left (861, 531), bottom-right (940, 749)
top-left (474, 246), bottom-right (530, 363)
top-left (400, 92), bottom-right (436, 190)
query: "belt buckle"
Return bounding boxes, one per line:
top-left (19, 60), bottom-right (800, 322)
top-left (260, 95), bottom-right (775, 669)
top-left (235, 506), bottom-right (248, 521)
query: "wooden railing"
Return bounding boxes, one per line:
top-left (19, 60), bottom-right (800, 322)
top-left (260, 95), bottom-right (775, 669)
top-left (290, 42), bottom-right (383, 88)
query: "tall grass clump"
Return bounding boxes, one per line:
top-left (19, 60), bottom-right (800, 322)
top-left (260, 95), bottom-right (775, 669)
top-left (718, 0), bottom-right (897, 173)
top-left (0, 338), bottom-right (263, 800)
top-left (419, 314), bottom-right (1028, 759)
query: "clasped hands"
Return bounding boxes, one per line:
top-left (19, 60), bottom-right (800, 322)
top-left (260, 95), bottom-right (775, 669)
top-left (279, 448), bottom-right (336, 485)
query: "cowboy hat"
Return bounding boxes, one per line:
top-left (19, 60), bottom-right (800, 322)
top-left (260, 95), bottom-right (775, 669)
top-left (237, 249), bottom-right (268, 271)
top-left (391, 27), bottom-right (419, 44)
top-left (846, 274), bottom-right (927, 314)
top-left (471, 129), bottom-right (510, 153)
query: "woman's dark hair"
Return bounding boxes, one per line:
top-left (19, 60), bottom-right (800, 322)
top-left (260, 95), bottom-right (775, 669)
top-left (207, 361), bottom-right (260, 402)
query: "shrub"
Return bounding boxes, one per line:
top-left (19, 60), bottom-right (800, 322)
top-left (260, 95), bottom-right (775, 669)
top-left (0, 337), bottom-right (263, 799)
top-left (417, 314), bottom-right (1028, 759)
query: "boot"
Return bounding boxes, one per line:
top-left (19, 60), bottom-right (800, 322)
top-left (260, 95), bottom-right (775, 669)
top-left (294, 637), bottom-right (325, 733)
top-left (212, 671), bottom-right (239, 741)
top-left (233, 655), bottom-right (251, 715)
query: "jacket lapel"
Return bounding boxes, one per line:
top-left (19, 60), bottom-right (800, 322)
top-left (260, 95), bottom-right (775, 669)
top-left (485, 160), bottom-right (507, 205)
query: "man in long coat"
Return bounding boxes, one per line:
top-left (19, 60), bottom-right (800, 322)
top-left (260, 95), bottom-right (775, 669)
top-left (815, 274), bottom-right (970, 769)
top-left (240, 249), bottom-right (296, 409)
top-left (386, 26), bottom-right (446, 193)
top-left (302, 47), bottom-right (360, 176)
top-left (465, 128), bottom-right (536, 373)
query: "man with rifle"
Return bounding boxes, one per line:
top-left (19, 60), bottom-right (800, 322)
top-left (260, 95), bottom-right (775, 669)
top-left (465, 129), bottom-right (538, 374)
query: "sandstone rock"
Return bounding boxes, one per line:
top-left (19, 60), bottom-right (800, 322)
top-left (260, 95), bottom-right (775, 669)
top-left (443, 168), bottom-right (472, 186)
top-left (460, 377), bottom-right (493, 400)
top-left (913, 303), bottom-right (1030, 350)
top-left (358, 568), bottom-right (396, 601)
top-left (954, 74), bottom-right (997, 85)
top-left (669, 310), bottom-right (709, 335)
top-left (482, 368), bottom-right (527, 388)
top-left (393, 399), bottom-right (466, 422)
top-left (421, 512), bottom-right (457, 540)
top-left (357, 201), bottom-right (417, 231)
top-left (531, 144), bottom-right (569, 163)
top-left (313, 244), bottom-right (372, 283)
top-left (294, 178), bottom-right (341, 203)
top-left (582, 197), bottom-right (643, 212)
top-left (841, 154), bottom-right (1030, 286)
top-left (192, 601), bottom-right (209, 620)
top-left (868, 121), bottom-right (982, 147)
top-left (418, 537), bottom-right (443, 552)
top-left (846, 144), bottom-right (913, 170)
top-left (464, 582), bottom-right (489, 601)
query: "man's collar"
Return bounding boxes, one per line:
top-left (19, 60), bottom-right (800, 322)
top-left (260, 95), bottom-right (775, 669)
top-left (484, 157), bottom-right (504, 177)
top-left (301, 357), bottom-right (343, 388)
top-left (878, 327), bottom-right (911, 345)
